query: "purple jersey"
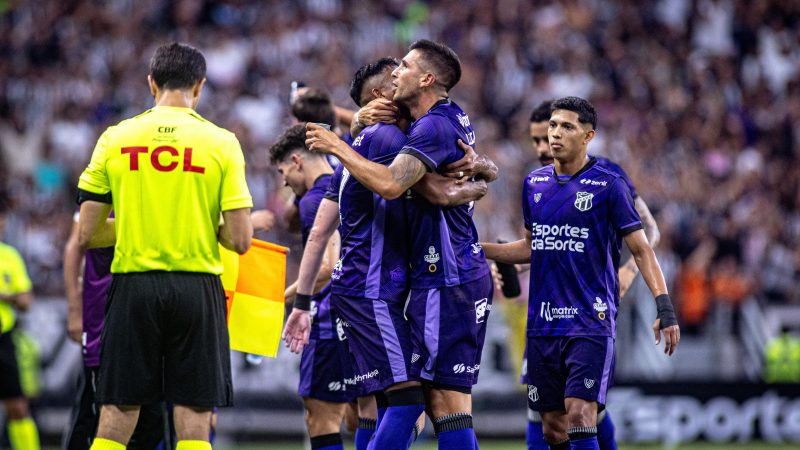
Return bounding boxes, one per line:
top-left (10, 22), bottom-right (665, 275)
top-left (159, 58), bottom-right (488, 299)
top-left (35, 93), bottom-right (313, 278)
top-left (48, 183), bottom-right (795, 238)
top-left (82, 245), bottom-right (113, 367)
top-left (324, 123), bottom-right (409, 300)
top-left (299, 174), bottom-right (336, 340)
top-left (595, 156), bottom-right (637, 199)
top-left (399, 99), bottom-right (489, 288)
top-left (522, 158), bottom-right (642, 337)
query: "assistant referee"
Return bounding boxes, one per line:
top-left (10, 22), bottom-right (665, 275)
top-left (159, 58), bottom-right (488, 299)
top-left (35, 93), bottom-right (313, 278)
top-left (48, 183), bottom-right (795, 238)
top-left (76, 43), bottom-right (253, 450)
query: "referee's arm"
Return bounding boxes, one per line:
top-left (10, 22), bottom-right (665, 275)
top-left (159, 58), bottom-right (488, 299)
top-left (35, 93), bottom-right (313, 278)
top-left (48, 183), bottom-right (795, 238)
top-left (219, 207), bottom-right (252, 254)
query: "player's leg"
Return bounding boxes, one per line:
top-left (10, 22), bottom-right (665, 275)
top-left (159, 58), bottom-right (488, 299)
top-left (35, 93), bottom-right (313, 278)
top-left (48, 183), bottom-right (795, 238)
top-left (561, 336), bottom-right (615, 450)
top-left (93, 274), bottom-right (166, 450)
top-left (355, 396), bottom-right (377, 450)
top-left (540, 411), bottom-right (569, 450)
top-left (304, 398), bottom-right (347, 450)
top-left (164, 273), bottom-right (233, 450)
top-left (63, 366), bottom-right (100, 450)
top-left (0, 329), bottom-right (39, 450)
top-left (526, 408), bottom-right (548, 450)
top-left (595, 409), bottom-right (617, 450)
top-left (369, 381), bottom-right (425, 450)
top-left (408, 274), bottom-right (493, 450)
top-left (527, 336), bottom-right (570, 449)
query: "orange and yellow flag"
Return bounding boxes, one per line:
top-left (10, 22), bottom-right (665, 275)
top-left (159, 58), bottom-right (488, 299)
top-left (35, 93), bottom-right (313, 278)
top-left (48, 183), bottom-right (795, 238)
top-left (219, 239), bottom-right (288, 358)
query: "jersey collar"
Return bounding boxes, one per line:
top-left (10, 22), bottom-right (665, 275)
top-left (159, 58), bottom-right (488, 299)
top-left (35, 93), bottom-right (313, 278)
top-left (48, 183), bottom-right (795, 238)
top-left (553, 156), bottom-right (597, 186)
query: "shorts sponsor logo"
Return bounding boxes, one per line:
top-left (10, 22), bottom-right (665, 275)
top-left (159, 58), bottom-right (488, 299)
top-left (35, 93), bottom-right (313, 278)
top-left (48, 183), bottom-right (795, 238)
top-left (534, 193), bottom-right (542, 203)
top-left (424, 246), bottom-right (440, 273)
top-left (411, 353), bottom-right (421, 364)
top-left (475, 298), bottom-right (489, 323)
top-left (335, 317), bottom-right (346, 341)
top-left (574, 191), bottom-right (593, 211)
top-left (528, 385), bottom-right (539, 402)
top-left (540, 302), bottom-right (579, 322)
top-left (328, 381), bottom-right (343, 392)
top-left (593, 297), bottom-right (608, 320)
top-left (344, 369), bottom-right (379, 386)
top-left (453, 363), bottom-right (480, 374)
top-left (580, 178), bottom-right (607, 186)
top-left (584, 378), bottom-right (595, 389)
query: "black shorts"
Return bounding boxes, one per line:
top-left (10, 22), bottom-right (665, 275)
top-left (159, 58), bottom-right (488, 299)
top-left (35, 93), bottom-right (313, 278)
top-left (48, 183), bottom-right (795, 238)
top-left (64, 366), bottom-right (167, 450)
top-left (0, 330), bottom-right (23, 399)
top-left (96, 272), bottom-right (233, 407)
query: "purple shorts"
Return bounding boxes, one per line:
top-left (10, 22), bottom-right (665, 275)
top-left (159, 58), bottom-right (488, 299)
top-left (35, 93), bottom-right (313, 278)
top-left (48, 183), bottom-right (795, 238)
top-left (298, 336), bottom-right (357, 403)
top-left (525, 335), bottom-right (615, 412)
top-left (331, 294), bottom-right (413, 394)
top-left (407, 274), bottom-right (493, 388)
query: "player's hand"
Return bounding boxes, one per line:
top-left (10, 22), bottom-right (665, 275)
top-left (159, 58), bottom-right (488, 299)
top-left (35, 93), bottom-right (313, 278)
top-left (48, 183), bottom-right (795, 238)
top-left (67, 311), bottom-right (82, 344)
top-left (357, 98), bottom-right (398, 127)
top-left (250, 210), bottom-right (276, 232)
top-left (306, 123), bottom-right (342, 155)
top-left (653, 320), bottom-right (680, 356)
top-left (282, 308), bottom-right (311, 354)
top-left (490, 262), bottom-right (504, 289)
top-left (444, 139), bottom-right (480, 183)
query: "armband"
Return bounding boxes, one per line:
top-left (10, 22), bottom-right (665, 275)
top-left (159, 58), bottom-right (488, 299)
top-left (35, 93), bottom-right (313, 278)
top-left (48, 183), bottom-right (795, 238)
top-left (655, 294), bottom-right (677, 329)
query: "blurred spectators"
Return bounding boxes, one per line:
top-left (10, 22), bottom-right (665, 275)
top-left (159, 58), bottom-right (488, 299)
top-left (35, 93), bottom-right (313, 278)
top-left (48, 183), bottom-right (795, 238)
top-left (0, 0), bottom-right (797, 337)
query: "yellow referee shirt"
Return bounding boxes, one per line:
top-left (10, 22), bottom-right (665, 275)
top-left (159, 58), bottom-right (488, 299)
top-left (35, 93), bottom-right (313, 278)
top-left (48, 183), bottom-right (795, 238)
top-left (0, 242), bottom-right (32, 333)
top-left (78, 106), bottom-right (253, 275)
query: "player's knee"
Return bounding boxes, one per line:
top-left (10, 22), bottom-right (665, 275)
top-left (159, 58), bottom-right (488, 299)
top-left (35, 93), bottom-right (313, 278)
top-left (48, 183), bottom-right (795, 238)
top-left (305, 406), bottom-right (341, 436)
top-left (542, 427), bottom-right (566, 444)
top-left (566, 407), bottom-right (595, 429)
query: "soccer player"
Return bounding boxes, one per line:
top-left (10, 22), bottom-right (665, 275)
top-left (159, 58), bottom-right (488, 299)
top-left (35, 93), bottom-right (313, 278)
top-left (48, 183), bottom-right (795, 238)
top-left (76, 43), bottom-right (253, 450)
top-left (0, 206), bottom-right (39, 450)
top-left (63, 212), bottom-right (167, 450)
top-left (301, 41), bottom-right (497, 449)
top-left (482, 97), bottom-right (679, 450)
top-left (285, 56), bottom-right (489, 450)
top-left (269, 124), bottom-right (354, 450)
top-left (520, 100), bottom-right (662, 450)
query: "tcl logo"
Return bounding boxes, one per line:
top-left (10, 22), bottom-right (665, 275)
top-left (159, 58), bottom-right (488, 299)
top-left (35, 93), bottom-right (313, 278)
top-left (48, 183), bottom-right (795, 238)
top-left (121, 146), bottom-right (205, 173)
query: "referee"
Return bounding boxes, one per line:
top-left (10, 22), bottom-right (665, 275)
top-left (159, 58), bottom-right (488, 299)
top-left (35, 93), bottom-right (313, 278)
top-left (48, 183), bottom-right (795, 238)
top-left (76, 43), bottom-right (253, 450)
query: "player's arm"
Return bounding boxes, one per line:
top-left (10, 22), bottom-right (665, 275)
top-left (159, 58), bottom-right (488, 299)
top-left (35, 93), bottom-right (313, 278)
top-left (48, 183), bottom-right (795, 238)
top-left (349, 98), bottom-right (398, 138)
top-left (283, 198), bottom-right (340, 353)
top-left (623, 229), bottom-right (679, 355)
top-left (307, 124), bottom-right (426, 200)
top-left (63, 218), bottom-right (84, 343)
top-left (444, 140), bottom-right (499, 183)
top-left (219, 208), bottom-right (253, 255)
top-left (284, 228), bottom-right (341, 299)
top-left (77, 201), bottom-right (114, 249)
top-left (618, 196), bottom-right (660, 297)
top-left (412, 174), bottom-right (488, 207)
top-left (481, 230), bottom-right (532, 264)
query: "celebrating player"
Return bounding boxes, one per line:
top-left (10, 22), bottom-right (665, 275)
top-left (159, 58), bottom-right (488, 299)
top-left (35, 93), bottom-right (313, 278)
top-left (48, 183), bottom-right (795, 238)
top-left (482, 97), bottom-right (679, 450)
top-left (76, 42), bottom-right (253, 450)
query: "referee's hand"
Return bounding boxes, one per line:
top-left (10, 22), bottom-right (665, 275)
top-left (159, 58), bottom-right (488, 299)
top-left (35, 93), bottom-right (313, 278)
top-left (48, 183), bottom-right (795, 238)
top-left (282, 308), bottom-right (311, 354)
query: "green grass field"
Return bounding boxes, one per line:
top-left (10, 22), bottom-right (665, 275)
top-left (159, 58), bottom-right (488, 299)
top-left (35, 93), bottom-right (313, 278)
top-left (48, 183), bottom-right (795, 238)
top-left (208, 442), bottom-right (800, 450)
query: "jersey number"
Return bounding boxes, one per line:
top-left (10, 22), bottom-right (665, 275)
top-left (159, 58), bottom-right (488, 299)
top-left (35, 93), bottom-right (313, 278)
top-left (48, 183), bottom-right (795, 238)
top-left (121, 146), bottom-right (205, 174)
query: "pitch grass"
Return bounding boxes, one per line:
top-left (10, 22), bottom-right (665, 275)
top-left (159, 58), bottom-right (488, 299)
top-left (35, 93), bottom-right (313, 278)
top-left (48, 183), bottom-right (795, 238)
top-left (208, 442), bottom-right (800, 449)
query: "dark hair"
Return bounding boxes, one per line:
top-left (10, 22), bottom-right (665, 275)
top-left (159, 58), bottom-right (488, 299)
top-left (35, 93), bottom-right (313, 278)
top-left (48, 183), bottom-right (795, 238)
top-left (409, 39), bottom-right (461, 91)
top-left (551, 96), bottom-right (597, 129)
top-left (149, 42), bottom-right (206, 90)
top-left (349, 57), bottom-right (399, 107)
top-left (291, 88), bottom-right (335, 127)
top-left (269, 124), bottom-right (309, 164)
top-left (529, 100), bottom-right (554, 123)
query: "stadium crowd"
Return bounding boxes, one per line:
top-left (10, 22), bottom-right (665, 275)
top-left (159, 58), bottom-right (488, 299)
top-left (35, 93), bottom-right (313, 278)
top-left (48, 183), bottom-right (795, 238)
top-left (0, 0), bottom-right (798, 337)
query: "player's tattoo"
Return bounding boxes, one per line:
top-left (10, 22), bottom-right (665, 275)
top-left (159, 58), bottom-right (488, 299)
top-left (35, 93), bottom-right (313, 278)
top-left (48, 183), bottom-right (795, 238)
top-left (390, 154), bottom-right (427, 190)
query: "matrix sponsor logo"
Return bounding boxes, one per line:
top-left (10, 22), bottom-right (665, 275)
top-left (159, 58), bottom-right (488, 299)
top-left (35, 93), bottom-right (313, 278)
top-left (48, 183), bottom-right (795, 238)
top-left (580, 178), bottom-right (607, 186)
top-left (475, 298), bottom-right (489, 323)
top-left (344, 369), bottom-right (379, 386)
top-left (540, 302), bottom-right (579, 322)
top-left (528, 385), bottom-right (539, 402)
top-left (574, 191), bottom-right (594, 211)
top-left (453, 363), bottom-right (480, 374)
top-left (530, 223), bottom-right (589, 253)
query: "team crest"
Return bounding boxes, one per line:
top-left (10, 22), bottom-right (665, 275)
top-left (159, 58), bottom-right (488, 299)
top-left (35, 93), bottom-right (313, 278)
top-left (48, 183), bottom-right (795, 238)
top-left (593, 297), bottom-right (608, 320)
top-left (584, 378), bottom-right (595, 389)
top-left (424, 246), bottom-right (440, 272)
top-left (534, 193), bottom-right (542, 203)
top-left (574, 192), bottom-right (593, 211)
